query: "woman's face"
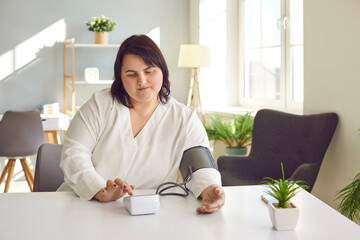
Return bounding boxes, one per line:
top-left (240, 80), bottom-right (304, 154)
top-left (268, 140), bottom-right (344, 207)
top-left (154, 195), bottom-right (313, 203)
top-left (121, 54), bottom-right (163, 106)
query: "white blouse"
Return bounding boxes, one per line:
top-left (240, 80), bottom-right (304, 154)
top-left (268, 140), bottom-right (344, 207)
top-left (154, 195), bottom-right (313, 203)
top-left (58, 88), bottom-right (221, 200)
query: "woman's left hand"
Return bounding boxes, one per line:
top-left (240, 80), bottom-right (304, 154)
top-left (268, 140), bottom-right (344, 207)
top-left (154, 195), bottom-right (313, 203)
top-left (196, 184), bottom-right (225, 213)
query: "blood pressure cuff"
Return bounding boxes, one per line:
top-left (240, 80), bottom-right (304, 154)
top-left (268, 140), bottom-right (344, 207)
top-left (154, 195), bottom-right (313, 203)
top-left (179, 146), bottom-right (218, 182)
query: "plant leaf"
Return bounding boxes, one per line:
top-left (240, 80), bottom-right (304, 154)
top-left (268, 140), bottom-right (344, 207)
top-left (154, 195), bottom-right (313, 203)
top-left (262, 162), bottom-right (309, 208)
top-left (204, 113), bottom-right (254, 148)
top-left (336, 172), bottom-right (360, 222)
top-left (85, 15), bottom-right (116, 32)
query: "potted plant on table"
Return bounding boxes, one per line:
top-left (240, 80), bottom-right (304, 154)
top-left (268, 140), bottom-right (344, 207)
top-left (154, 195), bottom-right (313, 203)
top-left (262, 163), bottom-right (309, 231)
top-left (85, 15), bottom-right (116, 44)
top-left (204, 112), bottom-right (254, 155)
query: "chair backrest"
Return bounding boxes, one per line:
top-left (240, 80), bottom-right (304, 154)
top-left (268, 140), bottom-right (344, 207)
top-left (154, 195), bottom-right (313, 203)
top-left (0, 110), bottom-right (44, 157)
top-left (33, 143), bottom-right (64, 192)
top-left (250, 109), bottom-right (338, 179)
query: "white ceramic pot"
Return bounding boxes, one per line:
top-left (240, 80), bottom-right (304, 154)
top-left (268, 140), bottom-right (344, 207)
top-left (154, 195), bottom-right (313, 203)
top-left (268, 202), bottom-right (299, 231)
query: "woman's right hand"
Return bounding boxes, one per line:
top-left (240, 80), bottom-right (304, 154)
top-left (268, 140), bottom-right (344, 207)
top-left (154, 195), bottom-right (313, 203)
top-left (93, 178), bottom-right (134, 203)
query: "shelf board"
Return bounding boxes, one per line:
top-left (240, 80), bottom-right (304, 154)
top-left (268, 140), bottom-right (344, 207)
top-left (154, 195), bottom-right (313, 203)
top-left (74, 80), bottom-right (114, 85)
top-left (66, 44), bottom-right (120, 48)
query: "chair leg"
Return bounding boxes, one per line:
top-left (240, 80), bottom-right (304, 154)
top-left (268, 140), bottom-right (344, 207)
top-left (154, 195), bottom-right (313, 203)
top-left (20, 158), bottom-right (34, 192)
top-left (44, 130), bottom-right (60, 144)
top-left (45, 131), bottom-right (54, 144)
top-left (4, 160), bottom-right (16, 193)
top-left (20, 159), bottom-right (32, 191)
top-left (0, 160), bottom-right (11, 185)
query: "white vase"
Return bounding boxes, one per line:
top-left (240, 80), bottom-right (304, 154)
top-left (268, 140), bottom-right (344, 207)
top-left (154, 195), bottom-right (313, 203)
top-left (268, 202), bottom-right (299, 231)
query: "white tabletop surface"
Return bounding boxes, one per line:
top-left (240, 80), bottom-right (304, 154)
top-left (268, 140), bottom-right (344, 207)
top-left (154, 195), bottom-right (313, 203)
top-left (0, 186), bottom-right (359, 240)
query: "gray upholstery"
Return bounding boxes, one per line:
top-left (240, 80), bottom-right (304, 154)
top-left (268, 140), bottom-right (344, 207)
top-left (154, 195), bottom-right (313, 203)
top-left (33, 143), bottom-right (64, 192)
top-left (0, 110), bottom-right (44, 157)
top-left (217, 109), bottom-right (338, 192)
top-left (0, 110), bottom-right (44, 192)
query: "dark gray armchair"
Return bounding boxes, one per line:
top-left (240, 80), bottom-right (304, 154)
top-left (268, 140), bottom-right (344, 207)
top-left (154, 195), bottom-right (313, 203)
top-left (217, 109), bottom-right (338, 192)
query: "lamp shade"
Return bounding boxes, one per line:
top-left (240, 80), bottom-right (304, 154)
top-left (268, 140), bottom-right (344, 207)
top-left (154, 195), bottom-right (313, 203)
top-left (178, 44), bottom-right (211, 68)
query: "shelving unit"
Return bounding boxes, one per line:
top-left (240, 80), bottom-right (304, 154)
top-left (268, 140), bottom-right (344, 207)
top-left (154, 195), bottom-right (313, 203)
top-left (74, 80), bottom-right (113, 85)
top-left (62, 39), bottom-right (119, 116)
top-left (63, 38), bottom-right (75, 116)
top-left (66, 44), bottom-right (120, 48)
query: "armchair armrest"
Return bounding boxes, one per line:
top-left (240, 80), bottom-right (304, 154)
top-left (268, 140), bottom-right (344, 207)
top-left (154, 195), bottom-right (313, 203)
top-left (287, 162), bottom-right (321, 192)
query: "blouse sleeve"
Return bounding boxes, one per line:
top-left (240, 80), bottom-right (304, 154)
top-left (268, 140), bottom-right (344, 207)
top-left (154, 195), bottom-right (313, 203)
top-left (183, 109), bottom-right (222, 198)
top-left (60, 94), bottom-right (107, 201)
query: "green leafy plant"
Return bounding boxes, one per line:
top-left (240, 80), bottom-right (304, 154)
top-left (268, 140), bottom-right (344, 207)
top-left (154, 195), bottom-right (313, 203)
top-left (336, 173), bottom-right (360, 222)
top-left (86, 15), bottom-right (116, 32)
top-left (262, 163), bottom-right (309, 208)
top-left (204, 112), bottom-right (254, 149)
top-left (335, 128), bottom-right (360, 222)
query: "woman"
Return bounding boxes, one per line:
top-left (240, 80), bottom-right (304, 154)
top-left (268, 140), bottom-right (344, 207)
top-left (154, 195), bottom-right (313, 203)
top-left (58, 35), bottom-right (225, 213)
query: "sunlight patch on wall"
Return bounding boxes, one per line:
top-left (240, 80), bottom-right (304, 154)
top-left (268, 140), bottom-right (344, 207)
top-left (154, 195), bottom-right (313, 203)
top-left (0, 19), bottom-right (66, 82)
top-left (147, 27), bottom-right (160, 48)
top-left (0, 50), bottom-right (14, 81)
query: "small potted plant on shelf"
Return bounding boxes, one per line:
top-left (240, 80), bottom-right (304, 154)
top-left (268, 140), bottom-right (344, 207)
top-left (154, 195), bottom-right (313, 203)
top-left (204, 112), bottom-right (254, 155)
top-left (262, 163), bottom-right (309, 231)
top-left (85, 15), bottom-right (116, 44)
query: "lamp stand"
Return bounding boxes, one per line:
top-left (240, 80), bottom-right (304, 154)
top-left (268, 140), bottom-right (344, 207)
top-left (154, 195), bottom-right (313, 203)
top-left (187, 68), bottom-right (205, 122)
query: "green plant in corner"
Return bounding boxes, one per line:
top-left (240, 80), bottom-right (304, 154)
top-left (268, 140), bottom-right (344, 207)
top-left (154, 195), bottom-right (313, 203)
top-left (336, 173), bottom-right (360, 222)
top-left (204, 112), bottom-right (254, 149)
top-left (335, 128), bottom-right (360, 222)
top-left (262, 163), bottom-right (309, 208)
top-left (86, 15), bottom-right (116, 32)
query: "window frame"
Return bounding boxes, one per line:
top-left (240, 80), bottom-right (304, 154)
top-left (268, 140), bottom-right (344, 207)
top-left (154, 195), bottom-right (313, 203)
top-left (238, 0), bottom-right (303, 112)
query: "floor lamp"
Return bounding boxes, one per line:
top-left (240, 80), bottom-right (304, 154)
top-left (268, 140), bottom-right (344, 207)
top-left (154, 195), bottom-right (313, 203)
top-left (178, 44), bottom-right (210, 122)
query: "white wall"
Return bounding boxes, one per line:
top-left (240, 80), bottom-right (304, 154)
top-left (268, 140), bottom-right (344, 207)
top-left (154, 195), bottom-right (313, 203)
top-left (304, 0), bottom-right (360, 208)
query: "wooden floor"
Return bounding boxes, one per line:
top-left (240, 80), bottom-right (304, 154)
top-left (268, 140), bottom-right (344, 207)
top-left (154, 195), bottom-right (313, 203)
top-left (0, 180), bottom-right (30, 193)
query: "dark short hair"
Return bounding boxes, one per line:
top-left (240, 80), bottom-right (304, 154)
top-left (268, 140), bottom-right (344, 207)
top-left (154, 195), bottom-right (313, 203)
top-left (111, 34), bottom-right (170, 108)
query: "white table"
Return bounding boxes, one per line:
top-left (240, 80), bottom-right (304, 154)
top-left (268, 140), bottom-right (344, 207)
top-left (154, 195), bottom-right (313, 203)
top-left (0, 186), bottom-right (359, 240)
top-left (41, 113), bottom-right (70, 143)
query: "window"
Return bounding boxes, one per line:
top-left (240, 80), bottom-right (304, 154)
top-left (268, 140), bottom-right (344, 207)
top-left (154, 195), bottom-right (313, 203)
top-left (195, 0), bottom-right (303, 112)
top-left (240, 0), bottom-right (303, 110)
